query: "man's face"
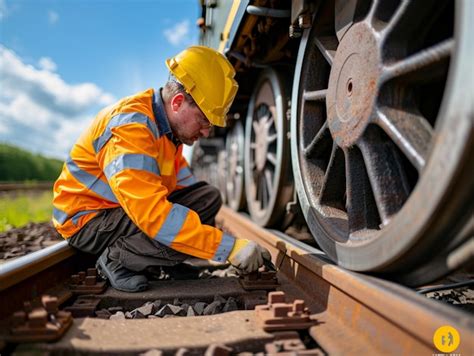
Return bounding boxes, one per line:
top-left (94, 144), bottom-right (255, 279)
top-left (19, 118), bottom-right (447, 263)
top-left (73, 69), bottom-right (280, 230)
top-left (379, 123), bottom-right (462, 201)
top-left (168, 93), bottom-right (212, 145)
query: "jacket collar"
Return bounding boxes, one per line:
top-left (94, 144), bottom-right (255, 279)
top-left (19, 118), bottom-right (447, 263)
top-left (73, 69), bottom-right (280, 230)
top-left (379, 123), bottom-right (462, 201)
top-left (152, 89), bottom-right (182, 146)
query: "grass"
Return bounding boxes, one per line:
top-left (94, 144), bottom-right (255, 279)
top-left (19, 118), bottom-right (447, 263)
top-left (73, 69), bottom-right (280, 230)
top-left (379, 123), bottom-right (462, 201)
top-left (0, 191), bottom-right (54, 232)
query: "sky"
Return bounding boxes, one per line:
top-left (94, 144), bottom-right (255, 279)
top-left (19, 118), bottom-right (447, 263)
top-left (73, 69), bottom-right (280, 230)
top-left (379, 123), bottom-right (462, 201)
top-left (0, 0), bottom-right (200, 160)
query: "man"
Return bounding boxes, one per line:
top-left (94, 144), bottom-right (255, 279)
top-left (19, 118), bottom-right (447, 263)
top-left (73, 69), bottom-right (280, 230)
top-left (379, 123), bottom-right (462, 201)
top-left (52, 46), bottom-right (271, 292)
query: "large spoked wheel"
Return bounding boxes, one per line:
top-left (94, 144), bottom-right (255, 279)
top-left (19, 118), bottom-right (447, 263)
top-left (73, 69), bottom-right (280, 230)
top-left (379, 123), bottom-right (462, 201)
top-left (245, 68), bottom-right (293, 227)
top-left (217, 149), bottom-right (227, 204)
top-left (291, 0), bottom-right (473, 284)
top-left (226, 119), bottom-right (246, 211)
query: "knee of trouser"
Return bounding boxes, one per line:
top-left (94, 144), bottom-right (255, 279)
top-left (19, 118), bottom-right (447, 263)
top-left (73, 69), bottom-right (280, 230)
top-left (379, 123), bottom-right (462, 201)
top-left (206, 184), bottom-right (223, 210)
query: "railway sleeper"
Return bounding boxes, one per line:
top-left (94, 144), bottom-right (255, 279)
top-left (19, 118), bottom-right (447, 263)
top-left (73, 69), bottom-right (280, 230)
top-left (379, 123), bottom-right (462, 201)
top-left (1, 266), bottom-right (326, 354)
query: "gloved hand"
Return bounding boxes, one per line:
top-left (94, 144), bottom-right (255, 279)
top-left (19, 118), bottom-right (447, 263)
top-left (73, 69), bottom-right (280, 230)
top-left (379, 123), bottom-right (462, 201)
top-left (228, 238), bottom-right (272, 273)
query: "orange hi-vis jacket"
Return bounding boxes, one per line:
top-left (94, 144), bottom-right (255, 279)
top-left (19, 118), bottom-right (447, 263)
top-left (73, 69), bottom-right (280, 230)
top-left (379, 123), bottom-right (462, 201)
top-left (52, 88), bottom-right (234, 262)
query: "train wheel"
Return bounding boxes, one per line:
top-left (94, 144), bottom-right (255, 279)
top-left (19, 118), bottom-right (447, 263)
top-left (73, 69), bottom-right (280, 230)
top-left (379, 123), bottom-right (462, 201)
top-left (226, 119), bottom-right (246, 211)
top-left (291, 0), bottom-right (473, 284)
top-left (217, 150), bottom-right (227, 204)
top-left (245, 68), bottom-right (293, 227)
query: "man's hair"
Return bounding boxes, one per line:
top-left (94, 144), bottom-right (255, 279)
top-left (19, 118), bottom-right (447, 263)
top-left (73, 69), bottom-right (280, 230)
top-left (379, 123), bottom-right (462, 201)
top-left (163, 74), bottom-right (196, 106)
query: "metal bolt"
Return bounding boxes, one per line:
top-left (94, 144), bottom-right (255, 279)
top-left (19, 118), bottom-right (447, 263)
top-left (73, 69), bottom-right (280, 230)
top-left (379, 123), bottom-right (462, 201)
top-left (298, 14), bottom-right (311, 29)
top-left (42, 295), bottom-right (59, 314)
top-left (289, 25), bottom-right (302, 38)
top-left (268, 291), bottom-right (286, 304)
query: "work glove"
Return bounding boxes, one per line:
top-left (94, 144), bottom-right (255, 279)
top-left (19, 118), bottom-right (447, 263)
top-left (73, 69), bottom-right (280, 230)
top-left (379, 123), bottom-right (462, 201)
top-left (228, 238), bottom-right (272, 273)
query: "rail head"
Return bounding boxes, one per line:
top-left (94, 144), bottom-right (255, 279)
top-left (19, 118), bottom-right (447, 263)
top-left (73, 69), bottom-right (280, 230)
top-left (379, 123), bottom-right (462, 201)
top-left (218, 206), bottom-right (474, 355)
top-left (0, 240), bottom-right (74, 291)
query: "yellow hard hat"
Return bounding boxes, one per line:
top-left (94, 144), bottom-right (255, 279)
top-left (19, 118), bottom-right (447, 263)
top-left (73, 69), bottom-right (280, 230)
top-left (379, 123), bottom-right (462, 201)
top-left (166, 46), bottom-right (238, 127)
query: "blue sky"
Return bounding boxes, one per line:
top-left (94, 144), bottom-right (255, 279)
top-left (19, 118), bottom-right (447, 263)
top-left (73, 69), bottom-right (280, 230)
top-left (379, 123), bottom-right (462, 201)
top-left (0, 0), bottom-right (200, 159)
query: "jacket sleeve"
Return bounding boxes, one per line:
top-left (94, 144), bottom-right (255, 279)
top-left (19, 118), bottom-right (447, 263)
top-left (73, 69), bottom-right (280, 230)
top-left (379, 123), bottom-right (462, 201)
top-left (175, 148), bottom-right (198, 189)
top-left (96, 115), bottom-right (234, 262)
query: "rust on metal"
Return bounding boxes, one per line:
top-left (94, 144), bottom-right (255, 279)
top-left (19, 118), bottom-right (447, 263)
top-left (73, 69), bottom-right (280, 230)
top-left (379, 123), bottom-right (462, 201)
top-left (219, 207), bottom-right (474, 354)
top-left (265, 331), bottom-right (323, 355)
top-left (239, 270), bottom-right (279, 290)
top-left (64, 296), bottom-right (101, 317)
top-left (69, 268), bottom-right (106, 294)
top-left (6, 295), bottom-right (72, 343)
top-left (255, 291), bottom-right (316, 331)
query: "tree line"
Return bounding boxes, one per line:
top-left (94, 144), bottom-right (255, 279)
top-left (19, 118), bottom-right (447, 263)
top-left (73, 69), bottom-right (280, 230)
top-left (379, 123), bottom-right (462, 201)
top-left (0, 143), bottom-right (63, 182)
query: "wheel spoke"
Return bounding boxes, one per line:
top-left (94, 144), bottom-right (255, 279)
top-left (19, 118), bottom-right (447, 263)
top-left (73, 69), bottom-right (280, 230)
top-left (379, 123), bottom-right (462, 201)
top-left (252, 120), bottom-right (260, 135)
top-left (303, 89), bottom-right (327, 102)
top-left (335, 0), bottom-right (371, 41)
top-left (358, 127), bottom-right (411, 225)
top-left (381, 39), bottom-right (453, 83)
top-left (268, 134), bottom-right (278, 143)
top-left (260, 173), bottom-right (267, 208)
top-left (263, 114), bottom-right (273, 128)
top-left (303, 121), bottom-right (332, 159)
top-left (382, 0), bottom-right (448, 39)
top-left (345, 147), bottom-right (380, 233)
top-left (376, 107), bottom-right (433, 171)
top-left (320, 143), bottom-right (346, 210)
top-left (267, 152), bottom-right (277, 166)
top-left (314, 35), bottom-right (338, 65)
top-left (264, 168), bottom-right (274, 198)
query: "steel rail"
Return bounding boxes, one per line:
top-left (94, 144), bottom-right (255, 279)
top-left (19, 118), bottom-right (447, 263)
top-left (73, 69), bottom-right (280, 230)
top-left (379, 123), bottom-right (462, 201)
top-left (0, 182), bottom-right (53, 191)
top-left (1, 207), bottom-right (471, 354)
top-left (0, 240), bottom-right (74, 291)
top-left (218, 206), bottom-right (474, 355)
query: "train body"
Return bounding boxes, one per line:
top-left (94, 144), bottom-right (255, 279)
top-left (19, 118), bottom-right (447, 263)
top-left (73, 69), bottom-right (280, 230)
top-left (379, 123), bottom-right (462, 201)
top-left (192, 0), bottom-right (474, 285)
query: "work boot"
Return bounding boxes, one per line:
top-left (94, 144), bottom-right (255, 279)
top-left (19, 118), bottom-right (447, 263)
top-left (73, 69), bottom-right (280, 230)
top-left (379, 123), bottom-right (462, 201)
top-left (96, 249), bottom-right (148, 292)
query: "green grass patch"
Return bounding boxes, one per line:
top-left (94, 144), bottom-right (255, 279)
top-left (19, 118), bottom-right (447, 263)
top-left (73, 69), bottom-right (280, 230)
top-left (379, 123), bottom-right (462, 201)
top-left (0, 191), bottom-right (53, 232)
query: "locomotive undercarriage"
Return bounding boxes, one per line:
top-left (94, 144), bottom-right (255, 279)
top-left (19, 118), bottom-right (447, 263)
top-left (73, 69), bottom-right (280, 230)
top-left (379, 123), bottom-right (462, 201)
top-left (194, 0), bottom-right (473, 286)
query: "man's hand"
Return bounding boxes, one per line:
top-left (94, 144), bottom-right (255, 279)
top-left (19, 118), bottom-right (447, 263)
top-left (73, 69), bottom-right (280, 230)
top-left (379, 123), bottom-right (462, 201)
top-left (228, 238), bottom-right (272, 273)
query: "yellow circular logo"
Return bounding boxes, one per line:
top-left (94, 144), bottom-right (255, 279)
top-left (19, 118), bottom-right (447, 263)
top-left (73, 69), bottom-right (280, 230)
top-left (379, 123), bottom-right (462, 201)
top-left (433, 325), bottom-right (460, 353)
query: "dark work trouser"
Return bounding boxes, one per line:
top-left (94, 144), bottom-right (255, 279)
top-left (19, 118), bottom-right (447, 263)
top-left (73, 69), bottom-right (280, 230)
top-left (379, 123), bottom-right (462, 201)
top-left (67, 182), bottom-right (223, 272)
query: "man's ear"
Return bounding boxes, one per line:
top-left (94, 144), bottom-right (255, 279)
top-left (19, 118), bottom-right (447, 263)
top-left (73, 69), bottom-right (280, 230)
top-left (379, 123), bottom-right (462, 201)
top-left (170, 93), bottom-right (185, 113)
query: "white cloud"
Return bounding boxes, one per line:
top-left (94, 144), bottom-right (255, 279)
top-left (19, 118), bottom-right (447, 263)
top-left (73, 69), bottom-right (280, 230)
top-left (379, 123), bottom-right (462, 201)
top-left (38, 57), bottom-right (57, 72)
top-left (0, 45), bottom-right (115, 159)
top-left (53, 116), bottom-right (94, 154)
top-left (164, 20), bottom-right (190, 46)
top-left (0, 45), bottom-right (115, 116)
top-left (48, 10), bottom-right (59, 25)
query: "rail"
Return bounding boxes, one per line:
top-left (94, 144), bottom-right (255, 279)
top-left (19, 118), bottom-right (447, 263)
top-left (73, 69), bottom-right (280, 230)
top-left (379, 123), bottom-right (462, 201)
top-left (0, 182), bottom-right (53, 191)
top-left (0, 240), bottom-right (74, 291)
top-left (218, 206), bottom-right (474, 355)
top-left (0, 207), bottom-right (472, 354)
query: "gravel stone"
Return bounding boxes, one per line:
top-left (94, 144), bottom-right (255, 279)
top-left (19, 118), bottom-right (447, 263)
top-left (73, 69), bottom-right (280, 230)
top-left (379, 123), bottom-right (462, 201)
top-left (168, 304), bottom-right (186, 316)
top-left (193, 302), bottom-right (207, 316)
top-left (155, 305), bottom-right (174, 317)
top-left (109, 311), bottom-right (126, 320)
top-left (203, 301), bottom-right (222, 315)
top-left (222, 297), bottom-right (238, 313)
top-left (186, 306), bottom-right (196, 317)
top-left (136, 302), bottom-right (155, 316)
top-left (0, 221), bottom-right (62, 260)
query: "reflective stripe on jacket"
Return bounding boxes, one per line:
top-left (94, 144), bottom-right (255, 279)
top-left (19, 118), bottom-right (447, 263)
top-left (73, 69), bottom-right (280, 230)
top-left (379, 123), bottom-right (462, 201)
top-left (52, 88), bottom-right (234, 262)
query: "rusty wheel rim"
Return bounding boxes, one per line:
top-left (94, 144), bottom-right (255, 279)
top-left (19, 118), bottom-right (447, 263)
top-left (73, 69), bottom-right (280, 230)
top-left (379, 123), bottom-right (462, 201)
top-left (245, 69), bottom-right (293, 227)
top-left (226, 120), bottom-right (245, 211)
top-left (291, 0), bottom-right (472, 277)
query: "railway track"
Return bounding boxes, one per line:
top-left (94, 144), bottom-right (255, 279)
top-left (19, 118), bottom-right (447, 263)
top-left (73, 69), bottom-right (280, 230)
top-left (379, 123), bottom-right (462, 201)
top-left (0, 182), bottom-right (53, 192)
top-left (0, 207), bottom-right (472, 354)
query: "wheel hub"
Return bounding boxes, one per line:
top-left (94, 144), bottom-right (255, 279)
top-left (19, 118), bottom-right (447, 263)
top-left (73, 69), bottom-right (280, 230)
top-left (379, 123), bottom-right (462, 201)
top-left (327, 22), bottom-right (381, 147)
